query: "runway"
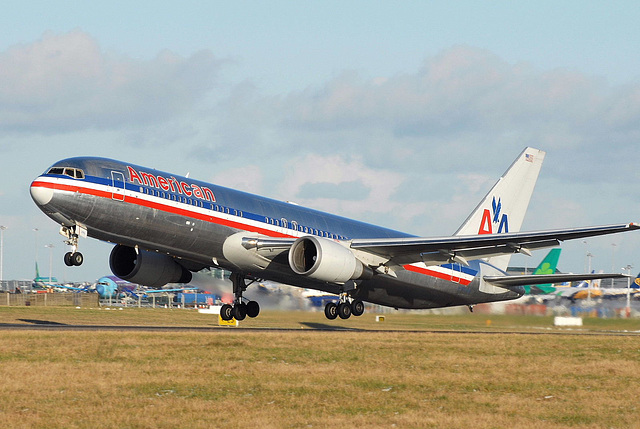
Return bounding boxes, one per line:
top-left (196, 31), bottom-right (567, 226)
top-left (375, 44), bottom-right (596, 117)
top-left (1, 320), bottom-right (638, 336)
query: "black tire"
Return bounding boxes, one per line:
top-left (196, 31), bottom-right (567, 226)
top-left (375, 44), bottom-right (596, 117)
top-left (220, 304), bottom-right (234, 321)
top-left (324, 302), bottom-right (338, 320)
top-left (338, 303), bottom-right (352, 319)
top-left (351, 300), bottom-right (365, 317)
top-left (233, 303), bottom-right (247, 321)
top-left (71, 252), bottom-right (84, 266)
top-left (246, 301), bottom-right (260, 318)
top-left (64, 252), bottom-right (74, 267)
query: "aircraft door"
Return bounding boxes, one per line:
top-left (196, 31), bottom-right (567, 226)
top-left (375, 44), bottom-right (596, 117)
top-left (111, 171), bottom-right (126, 201)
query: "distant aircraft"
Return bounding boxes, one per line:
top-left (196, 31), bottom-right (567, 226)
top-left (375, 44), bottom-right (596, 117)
top-left (94, 276), bottom-right (138, 299)
top-left (95, 276), bottom-right (197, 299)
top-left (32, 262), bottom-right (59, 286)
top-left (32, 262), bottom-right (92, 292)
top-left (553, 271), bottom-right (600, 301)
top-left (30, 148), bottom-right (638, 320)
top-left (552, 271), bottom-right (639, 300)
top-left (555, 272), bottom-right (640, 300)
top-left (522, 248), bottom-right (562, 295)
top-left (600, 273), bottom-right (640, 298)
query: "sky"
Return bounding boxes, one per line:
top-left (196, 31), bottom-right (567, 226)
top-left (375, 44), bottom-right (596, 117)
top-left (1, 1), bottom-right (640, 283)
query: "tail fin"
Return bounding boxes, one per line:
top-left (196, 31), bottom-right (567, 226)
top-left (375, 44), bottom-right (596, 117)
top-left (454, 147), bottom-right (545, 271)
top-left (575, 270), bottom-right (596, 288)
top-left (633, 273), bottom-right (640, 289)
top-left (524, 248), bottom-right (561, 294)
top-left (532, 248), bottom-right (561, 276)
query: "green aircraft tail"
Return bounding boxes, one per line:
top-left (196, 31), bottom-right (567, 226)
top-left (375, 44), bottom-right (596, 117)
top-left (524, 248), bottom-right (561, 294)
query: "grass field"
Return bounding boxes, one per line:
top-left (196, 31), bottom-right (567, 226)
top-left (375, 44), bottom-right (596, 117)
top-left (0, 307), bottom-right (639, 428)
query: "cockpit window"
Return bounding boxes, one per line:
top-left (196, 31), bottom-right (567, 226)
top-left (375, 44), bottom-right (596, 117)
top-left (48, 167), bottom-right (85, 179)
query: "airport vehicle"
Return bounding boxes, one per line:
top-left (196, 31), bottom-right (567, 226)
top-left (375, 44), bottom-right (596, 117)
top-left (30, 148), bottom-right (638, 320)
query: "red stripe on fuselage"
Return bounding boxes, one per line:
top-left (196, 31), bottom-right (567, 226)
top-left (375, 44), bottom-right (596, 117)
top-left (403, 264), bottom-right (473, 286)
top-left (31, 180), bottom-right (291, 238)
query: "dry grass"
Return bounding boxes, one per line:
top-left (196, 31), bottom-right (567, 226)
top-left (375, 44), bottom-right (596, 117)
top-left (0, 308), bottom-right (639, 428)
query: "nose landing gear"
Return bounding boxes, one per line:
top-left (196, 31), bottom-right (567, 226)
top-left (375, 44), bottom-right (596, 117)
top-left (61, 225), bottom-right (84, 266)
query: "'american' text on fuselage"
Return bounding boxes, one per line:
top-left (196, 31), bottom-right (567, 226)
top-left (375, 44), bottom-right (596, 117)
top-left (126, 166), bottom-right (216, 202)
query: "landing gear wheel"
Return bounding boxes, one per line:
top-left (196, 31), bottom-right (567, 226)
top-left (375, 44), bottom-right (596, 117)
top-left (351, 300), bottom-right (365, 317)
top-left (324, 302), bottom-right (338, 320)
top-left (233, 303), bottom-right (247, 321)
top-left (338, 303), bottom-right (352, 319)
top-left (246, 301), bottom-right (260, 318)
top-left (64, 252), bottom-right (83, 266)
top-left (71, 252), bottom-right (83, 266)
top-left (220, 304), bottom-right (234, 321)
top-left (64, 252), bottom-right (74, 267)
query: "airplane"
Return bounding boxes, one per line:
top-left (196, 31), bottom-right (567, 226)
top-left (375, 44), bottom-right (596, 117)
top-left (29, 147), bottom-right (639, 321)
top-left (554, 272), bottom-right (603, 301)
top-left (32, 261), bottom-right (93, 292)
top-left (521, 248), bottom-right (562, 295)
top-left (94, 275), bottom-right (138, 299)
top-left (95, 274), bottom-right (199, 299)
top-left (554, 271), bottom-right (640, 301)
top-left (599, 273), bottom-right (640, 299)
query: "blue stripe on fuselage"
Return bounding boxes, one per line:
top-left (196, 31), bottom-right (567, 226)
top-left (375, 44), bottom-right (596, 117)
top-left (44, 157), bottom-right (412, 242)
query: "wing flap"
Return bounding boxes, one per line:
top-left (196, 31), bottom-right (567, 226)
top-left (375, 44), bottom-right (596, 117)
top-left (350, 223), bottom-right (639, 265)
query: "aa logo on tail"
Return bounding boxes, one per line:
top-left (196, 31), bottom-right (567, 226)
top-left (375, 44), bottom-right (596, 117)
top-left (478, 197), bottom-right (509, 235)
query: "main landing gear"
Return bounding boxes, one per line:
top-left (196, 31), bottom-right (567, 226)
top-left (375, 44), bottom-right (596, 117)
top-left (61, 226), bottom-right (84, 267)
top-left (220, 273), bottom-right (261, 321)
top-left (324, 293), bottom-right (365, 320)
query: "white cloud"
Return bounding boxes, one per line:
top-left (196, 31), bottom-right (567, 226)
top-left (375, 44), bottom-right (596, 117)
top-left (274, 153), bottom-right (428, 230)
top-left (0, 30), bottom-right (224, 133)
top-left (211, 164), bottom-right (265, 195)
top-left (270, 46), bottom-right (640, 169)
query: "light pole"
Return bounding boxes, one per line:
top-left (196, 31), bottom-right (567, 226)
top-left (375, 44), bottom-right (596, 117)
top-left (623, 264), bottom-right (633, 318)
top-left (611, 243), bottom-right (617, 287)
top-left (33, 228), bottom-right (39, 276)
top-left (0, 226), bottom-right (6, 287)
top-left (45, 244), bottom-right (54, 283)
top-left (586, 251), bottom-right (594, 301)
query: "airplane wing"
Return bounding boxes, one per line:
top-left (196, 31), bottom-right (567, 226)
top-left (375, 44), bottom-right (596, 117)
top-left (482, 272), bottom-right (628, 288)
top-left (349, 223), bottom-right (640, 266)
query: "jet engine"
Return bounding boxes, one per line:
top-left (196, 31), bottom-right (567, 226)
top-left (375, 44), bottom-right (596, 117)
top-left (288, 236), bottom-right (372, 283)
top-left (109, 244), bottom-right (192, 287)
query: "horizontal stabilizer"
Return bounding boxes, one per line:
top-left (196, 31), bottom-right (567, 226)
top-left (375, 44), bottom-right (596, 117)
top-left (484, 273), bottom-right (628, 288)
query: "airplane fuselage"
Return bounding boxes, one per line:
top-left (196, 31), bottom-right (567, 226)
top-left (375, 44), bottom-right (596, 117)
top-left (30, 157), bottom-right (521, 310)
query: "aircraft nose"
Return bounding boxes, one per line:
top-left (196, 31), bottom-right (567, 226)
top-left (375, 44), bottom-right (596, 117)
top-left (30, 180), bottom-right (54, 206)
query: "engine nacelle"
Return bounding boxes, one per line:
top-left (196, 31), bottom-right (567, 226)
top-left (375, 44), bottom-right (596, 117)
top-left (109, 244), bottom-right (192, 287)
top-left (288, 236), bottom-right (371, 283)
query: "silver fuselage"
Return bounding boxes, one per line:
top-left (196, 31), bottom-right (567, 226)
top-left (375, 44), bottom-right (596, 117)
top-left (30, 157), bottom-right (521, 309)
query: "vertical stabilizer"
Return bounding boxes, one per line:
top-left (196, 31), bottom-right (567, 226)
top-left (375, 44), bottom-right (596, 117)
top-left (524, 248), bottom-right (561, 294)
top-left (455, 147), bottom-right (545, 271)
